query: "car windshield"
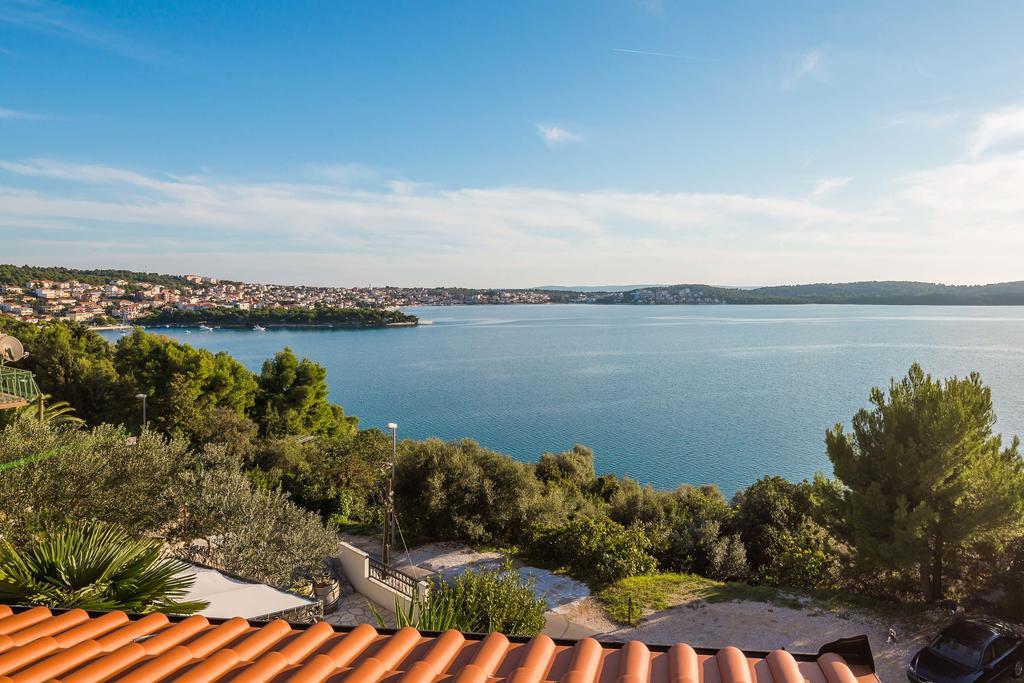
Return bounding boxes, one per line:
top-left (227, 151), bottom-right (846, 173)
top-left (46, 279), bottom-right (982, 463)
top-left (930, 626), bottom-right (990, 668)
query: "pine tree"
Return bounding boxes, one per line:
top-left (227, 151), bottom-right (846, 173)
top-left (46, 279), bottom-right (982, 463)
top-left (826, 363), bottom-right (1024, 601)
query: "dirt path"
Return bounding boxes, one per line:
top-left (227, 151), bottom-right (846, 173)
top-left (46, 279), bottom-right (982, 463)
top-left (564, 596), bottom-right (929, 682)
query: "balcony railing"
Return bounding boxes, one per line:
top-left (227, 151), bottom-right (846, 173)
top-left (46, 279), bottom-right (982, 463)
top-left (0, 366), bottom-right (40, 408)
top-left (368, 557), bottom-right (418, 599)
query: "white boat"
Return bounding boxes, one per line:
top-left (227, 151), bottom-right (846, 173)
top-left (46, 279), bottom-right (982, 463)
top-left (252, 324), bottom-right (266, 332)
top-left (198, 324), bottom-right (213, 331)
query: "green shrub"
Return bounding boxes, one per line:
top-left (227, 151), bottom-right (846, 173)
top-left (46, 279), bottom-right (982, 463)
top-left (174, 450), bottom-right (339, 588)
top-left (532, 516), bottom-right (656, 586)
top-left (0, 419), bottom-right (192, 543)
top-left (395, 438), bottom-right (548, 544)
top-left (760, 522), bottom-right (842, 590)
top-left (381, 563), bottom-right (546, 636)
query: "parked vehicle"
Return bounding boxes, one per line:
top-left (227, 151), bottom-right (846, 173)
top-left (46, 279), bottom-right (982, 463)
top-left (908, 619), bottom-right (1023, 683)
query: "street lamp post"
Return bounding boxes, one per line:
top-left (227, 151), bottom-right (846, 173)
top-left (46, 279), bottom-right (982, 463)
top-left (135, 393), bottom-right (148, 430)
top-left (383, 422), bottom-right (398, 565)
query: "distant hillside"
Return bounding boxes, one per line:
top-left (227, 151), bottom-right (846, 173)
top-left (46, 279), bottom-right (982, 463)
top-left (0, 264), bottom-right (195, 288)
top-left (598, 281), bottom-right (1024, 305)
top-left (537, 284), bottom-right (667, 292)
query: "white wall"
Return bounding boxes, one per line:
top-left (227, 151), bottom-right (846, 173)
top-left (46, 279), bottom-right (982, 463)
top-left (333, 541), bottom-right (428, 617)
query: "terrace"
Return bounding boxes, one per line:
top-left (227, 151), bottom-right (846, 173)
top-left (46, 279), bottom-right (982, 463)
top-left (0, 365), bottom-right (40, 409)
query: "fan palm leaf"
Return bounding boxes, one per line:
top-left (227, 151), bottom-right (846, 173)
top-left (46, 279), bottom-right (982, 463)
top-left (0, 521), bottom-right (207, 614)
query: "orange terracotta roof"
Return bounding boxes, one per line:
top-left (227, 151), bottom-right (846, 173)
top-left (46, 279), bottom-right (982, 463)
top-left (0, 604), bottom-right (880, 683)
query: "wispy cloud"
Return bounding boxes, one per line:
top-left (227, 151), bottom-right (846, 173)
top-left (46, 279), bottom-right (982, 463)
top-left (535, 124), bottom-right (582, 146)
top-left (0, 0), bottom-right (163, 62)
top-left (0, 106), bottom-right (40, 120)
top-left (811, 176), bottom-right (851, 197)
top-left (613, 48), bottom-right (717, 63)
top-left (631, 0), bottom-right (664, 15)
top-left (309, 163), bottom-right (380, 185)
top-left (0, 157), bottom-right (871, 286)
top-left (8, 103), bottom-right (1024, 287)
top-left (782, 50), bottom-right (827, 90)
top-left (883, 110), bottom-right (960, 130)
top-left (968, 105), bottom-right (1024, 157)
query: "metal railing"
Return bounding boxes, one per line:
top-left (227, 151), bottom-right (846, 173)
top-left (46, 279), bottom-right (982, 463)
top-left (368, 557), bottom-right (418, 599)
top-left (0, 366), bottom-right (40, 406)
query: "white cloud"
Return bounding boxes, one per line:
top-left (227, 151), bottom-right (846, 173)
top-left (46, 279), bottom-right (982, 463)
top-left (883, 110), bottom-right (960, 130)
top-left (0, 0), bottom-right (163, 63)
top-left (8, 102), bottom-right (1024, 287)
top-left (0, 106), bottom-right (39, 120)
top-left (811, 176), bottom-right (852, 197)
top-left (968, 105), bottom-right (1024, 157)
top-left (309, 163), bottom-right (379, 185)
top-left (0, 157), bottom-right (872, 286)
top-left (535, 124), bottom-right (582, 146)
top-left (783, 50), bottom-right (827, 90)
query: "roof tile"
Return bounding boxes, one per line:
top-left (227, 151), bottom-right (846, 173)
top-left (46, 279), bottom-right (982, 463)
top-left (0, 605), bottom-right (881, 683)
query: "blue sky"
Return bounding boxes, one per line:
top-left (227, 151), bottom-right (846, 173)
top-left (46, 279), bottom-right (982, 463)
top-left (3, 0), bottom-right (1024, 287)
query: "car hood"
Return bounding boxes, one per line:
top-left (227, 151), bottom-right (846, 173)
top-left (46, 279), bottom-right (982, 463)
top-left (915, 647), bottom-right (980, 683)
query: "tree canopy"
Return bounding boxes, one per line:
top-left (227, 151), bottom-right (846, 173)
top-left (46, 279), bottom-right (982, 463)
top-left (826, 363), bottom-right (1024, 601)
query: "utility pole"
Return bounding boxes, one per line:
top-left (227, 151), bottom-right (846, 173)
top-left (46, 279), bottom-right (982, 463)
top-left (135, 393), bottom-right (148, 430)
top-left (382, 422), bottom-right (398, 565)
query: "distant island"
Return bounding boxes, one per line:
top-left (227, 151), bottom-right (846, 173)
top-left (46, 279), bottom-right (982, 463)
top-left (7, 263), bottom-right (1024, 329)
top-left (561, 281), bottom-right (1024, 306)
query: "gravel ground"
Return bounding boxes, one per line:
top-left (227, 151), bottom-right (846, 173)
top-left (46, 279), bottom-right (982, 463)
top-left (340, 534), bottom-right (931, 681)
top-left (562, 596), bottom-right (931, 682)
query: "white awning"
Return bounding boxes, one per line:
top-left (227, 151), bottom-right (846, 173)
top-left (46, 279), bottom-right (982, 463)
top-left (182, 564), bottom-right (316, 620)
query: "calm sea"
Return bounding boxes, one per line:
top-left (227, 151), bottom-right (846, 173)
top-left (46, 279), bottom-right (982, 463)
top-left (102, 305), bottom-right (1024, 496)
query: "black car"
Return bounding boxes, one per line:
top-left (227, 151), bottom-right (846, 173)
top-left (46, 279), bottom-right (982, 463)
top-left (909, 619), bottom-right (1024, 683)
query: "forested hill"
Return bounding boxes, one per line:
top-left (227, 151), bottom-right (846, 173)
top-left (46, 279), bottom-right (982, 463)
top-left (141, 306), bottom-right (417, 327)
top-left (0, 264), bottom-right (195, 288)
top-left (748, 280), bottom-right (1024, 304)
top-left (586, 281), bottom-right (1024, 305)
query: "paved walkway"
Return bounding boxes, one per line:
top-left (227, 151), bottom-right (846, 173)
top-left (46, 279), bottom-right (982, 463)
top-left (322, 573), bottom-right (394, 628)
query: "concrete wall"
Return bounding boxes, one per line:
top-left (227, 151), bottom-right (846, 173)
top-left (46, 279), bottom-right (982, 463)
top-left (332, 541), bottom-right (428, 618)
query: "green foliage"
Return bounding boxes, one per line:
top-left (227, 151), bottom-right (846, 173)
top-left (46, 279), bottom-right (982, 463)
top-left (439, 563), bottom-right (546, 635)
top-left (532, 516), bottom-right (656, 586)
top-left (0, 420), bottom-right (192, 542)
top-left (254, 348), bottom-right (357, 439)
top-left (0, 521), bottom-right (206, 614)
top-left (0, 421), bottom-right (338, 591)
top-left (140, 306), bottom-right (417, 328)
top-left (827, 363), bottom-right (1024, 601)
top-left (174, 449), bottom-right (339, 588)
top-left (535, 445), bottom-right (597, 490)
top-left (12, 395), bottom-right (85, 427)
top-left (0, 264), bottom-right (189, 288)
top-left (731, 475), bottom-right (814, 578)
top-left (760, 521), bottom-right (842, 590)
top-left (378, 564), bottom-right (546, 636)
top-left (597, 572), bottom-right (716, 623)
top-left (0, 318), bottom-right (123, 425)
top-left (395, 438), bottom-right (548, 544)
top-left (115, 330), bottom-right (258, 436)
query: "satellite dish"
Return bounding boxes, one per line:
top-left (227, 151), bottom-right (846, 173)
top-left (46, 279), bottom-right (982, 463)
top-left (0, 334), bottom-right (28, 363)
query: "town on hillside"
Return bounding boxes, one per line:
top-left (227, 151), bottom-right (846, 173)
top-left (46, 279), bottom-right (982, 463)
top-left (0, 269), bottom-right (728, 325)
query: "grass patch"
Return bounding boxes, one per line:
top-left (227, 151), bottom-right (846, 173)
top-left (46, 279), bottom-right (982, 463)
top-left (597, 572), bottom-right (934, 625)
top-left (598, 573), bottom-right (716, 623)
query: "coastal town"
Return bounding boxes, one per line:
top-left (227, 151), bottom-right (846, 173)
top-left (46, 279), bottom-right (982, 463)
top-left (0, 272), bottom-right (558, 325)
top-left (0, 267), bottom-right (730, 325)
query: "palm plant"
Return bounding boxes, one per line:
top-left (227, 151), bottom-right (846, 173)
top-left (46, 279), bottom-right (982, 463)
top-left (0, 521), bottom-right (208, 614)
top-left (15, 395), bottom-right (85, 427)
